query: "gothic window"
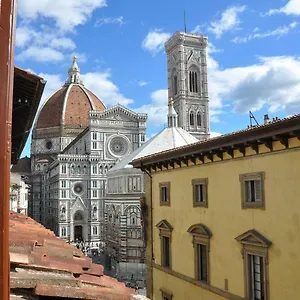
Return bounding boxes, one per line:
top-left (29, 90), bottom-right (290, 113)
top-left (92, 132), bottom-right (97, 140)
top-left (77, 165), bottom-right (81, 174)
top-left (83, 165), bottom-right (87, 174)
top-left (61, 190), bottom-right (67, 198)
top-left (61, 165), bottom-right (67, 174)
top-left (61, 227), bottom-right (66, 237)
top-left (173, 75), bottom-right (178, 95)
top-left (190, 112), bottom-right (195, 126)
top-left (61, 206), bottom-right (66, 214)
top-left (197, 112), bottom-right (202, 127)
top-left (92, 165), bottom-right (97, 175)
top-left (71, 165), bottom-right (75, 174)
top-left (92, 226), bottom-right (98, 235)
top-left (92, 190), bottom-right (97, 198)
top-left (92, 141), bottom-right (97, 150)
top-left (189, 70), bottom-right (199, 93)
top-left (126, 206), bottom-right (141, 226)
top-left (92, 180), bottom-right (97, 188)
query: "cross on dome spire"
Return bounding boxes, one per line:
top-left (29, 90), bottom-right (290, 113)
top-left (65, 55), bottom-right (84, 85)
top-left (167, 98), bottom-right (178, 127)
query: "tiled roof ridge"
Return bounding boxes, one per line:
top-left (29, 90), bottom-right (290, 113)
top-left (132, 113), bottom-right (300, 164)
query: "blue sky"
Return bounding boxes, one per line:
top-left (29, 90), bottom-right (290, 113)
top-left (16, 0), bottom-right (300, 157)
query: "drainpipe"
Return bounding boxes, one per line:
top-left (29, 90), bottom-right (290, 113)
top-left (0, 0), bottom-right (16, 299)
top-left (142, 167), bottom-right (153, 299)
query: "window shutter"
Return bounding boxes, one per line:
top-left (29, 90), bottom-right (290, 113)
top-left (254, 180), bottom-right (261, 202)
top-left (246, 181), bottom-right (252, 202)
top-left (202, 184), bottom-right (207, 202)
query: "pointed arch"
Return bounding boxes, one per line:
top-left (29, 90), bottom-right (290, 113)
top-left (190, 111), bottom-right (195, 126)
top-left (197, 111), bottom-right (202, 126)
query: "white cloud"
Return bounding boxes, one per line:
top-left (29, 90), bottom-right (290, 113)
top-left (95, 16), bottom-right (124, 27)
top-left (18, 0), bottom-right (107, 31)
top-left (208, 5), bottom-right (246, 39)
top-left (208, 54), bottom-right (300, 115)
top-left (138, 81), bottom-right (149, 87)
top-left (266, 0), bottom-right (300, 16)
top-left (16, 47), bottom-right (65, 63)
top-left (232, 22), bottom-right (298, 43)
top-left (82, 71), bottom-right (133, 106)
top-left (50, 37), bottom-right (76, 50)
top-left (142, 29), bottom-right (171, 54)
top-left (135, 89), bottom-right (168, 126)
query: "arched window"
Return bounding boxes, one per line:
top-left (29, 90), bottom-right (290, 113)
top-left (61, 206), bottom-right (66, 214)
top-left (197, 112), bottom-right (202, 127)
top-left (190, 112), bottom-right (195, 126)
top-left (71, 165), bottom-right (75, 174)
top-left (77, 165), bottom-right (81, 174)
top-left (126, 206), bottom-right (141, 226)
top-left (189, 71), bottom-right (199, 93)
top-left (83, 165), bottom-right (87, 174)
top-left (174, 75), bottom-right (178, 95)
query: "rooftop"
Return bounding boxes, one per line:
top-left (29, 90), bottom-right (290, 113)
top-left (9, 211), bottom-right (134, 299)
top-left (132, 114), bottom-right (300, 168)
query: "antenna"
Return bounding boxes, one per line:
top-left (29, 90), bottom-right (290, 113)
top-left (184, 9), bottom-right (187, 33)
top-left (249, 111), bottom-right (259, 127)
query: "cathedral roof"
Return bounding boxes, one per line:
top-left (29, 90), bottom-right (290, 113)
top-left (35, 56), bottom-right (106, 130)
top-left (110, 100), bottom-right (198, 172)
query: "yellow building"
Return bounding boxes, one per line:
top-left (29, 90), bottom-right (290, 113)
top-left (132, 115), bottom-right (300, 300)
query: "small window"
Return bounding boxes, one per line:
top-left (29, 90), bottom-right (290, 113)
top-left (240, 172), bottom-right (265, 209)
top-left (92, 141), bottom-right (97, 149)
top-left (141, 135), bottom-right (145, 142)
top-left (159, 182), bottom-right (170, 206)
top-left (61, 227), bottom-right (67, 237)
top-left (192, 178), bottom-right (208, 207)
top-left (173, 75), bottom-right (178, 95)
top-left (190, 112), bottom-right (195, 126)
top-left (197, 112), bottom-right (202, 126)
top-left (92, 190), bottom-right (97, 198)
top-left (61, 190), bottom-right (67, 198)
top-left (93, 226), bottom-right (98, 235)
top-left (92, 132), bottom-right (97, 140)
top-left (92, 180), bottom-right (97, 188)
top-left (61, 180), bottom-right (66, 188)
top-left (92, 165), bottom-right (97, 175)
top-left (61, 165), bottom-right (67, 174)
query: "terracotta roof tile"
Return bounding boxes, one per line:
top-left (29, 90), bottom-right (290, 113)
top-left (35, 84), bottom-right (106, 130)
top-left (10, 211), bottom-right (134, 299)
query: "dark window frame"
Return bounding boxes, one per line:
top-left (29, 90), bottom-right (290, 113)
top-left (192, 178), bottom-right (208, 207)
top-left (159, 182), bottom-right (170, 206)
top-left (240, 172), bottom-right (265, 209)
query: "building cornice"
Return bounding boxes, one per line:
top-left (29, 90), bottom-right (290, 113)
top-left (132, 114), bottom-right (300, 170)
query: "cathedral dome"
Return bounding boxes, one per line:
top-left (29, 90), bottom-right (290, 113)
top-left (35, 56), bottom-right (106, 130)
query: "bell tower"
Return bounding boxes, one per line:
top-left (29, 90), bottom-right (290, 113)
top-left (165, 31), bottom-right (210, 140)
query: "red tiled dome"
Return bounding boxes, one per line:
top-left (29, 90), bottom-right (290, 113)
top-left (35, 84), bottom-right (106, 129)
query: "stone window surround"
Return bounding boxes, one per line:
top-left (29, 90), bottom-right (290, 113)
top-left (236, 229), bottom-right (272, 300)
top-left (187, 224), bottom-right (212, 284)
top-left (159, 182), bottom-right (170, 206)
top-left (239, 171), bottom-right (265, 209)
top-left (156, 220), bottom-right (173, 269)
top-left (192, 178), bottom-right (208, 208)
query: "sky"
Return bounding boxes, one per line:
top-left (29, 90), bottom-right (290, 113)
top-left (16, 0), bottom-right (300, 157)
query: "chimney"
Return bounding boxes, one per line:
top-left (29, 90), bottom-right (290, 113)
top-left (264, 114), bottom-right (270, 125)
